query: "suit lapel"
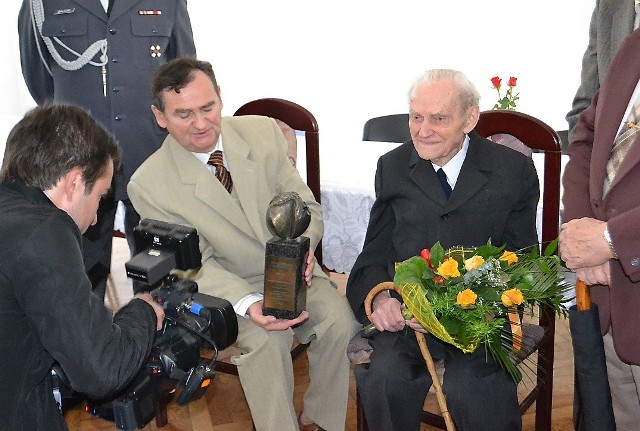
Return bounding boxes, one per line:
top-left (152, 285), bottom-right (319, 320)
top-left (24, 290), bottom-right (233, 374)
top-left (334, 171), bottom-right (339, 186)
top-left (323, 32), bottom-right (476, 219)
top-left (594, 31), bottom-right (640, 198)
top-left (445, 138), bottom-right (489, 212)
top-left (221, 124), bottom-right (267, 244)
top-left (107, 0), bottom-right (139, 22)
top-left (166, 136), bottom-right (257, 239)
top-left (408, 151), bottom-right (448, 206)
top-left (409, 137), bottom-right (489, 210)
top-left (70, 0), bottom-right (107, 21)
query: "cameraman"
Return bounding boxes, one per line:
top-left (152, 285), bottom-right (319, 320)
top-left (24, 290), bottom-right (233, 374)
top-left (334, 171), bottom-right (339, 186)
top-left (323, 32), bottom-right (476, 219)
top-left (0, 104), bottom-right (164, 431)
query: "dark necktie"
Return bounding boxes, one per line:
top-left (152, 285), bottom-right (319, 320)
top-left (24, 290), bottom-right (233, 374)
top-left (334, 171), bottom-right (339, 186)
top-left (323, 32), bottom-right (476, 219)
top-left (207, 150), bottom-right (233, 193)
top-left (436, 168), bottom-right (452, 199)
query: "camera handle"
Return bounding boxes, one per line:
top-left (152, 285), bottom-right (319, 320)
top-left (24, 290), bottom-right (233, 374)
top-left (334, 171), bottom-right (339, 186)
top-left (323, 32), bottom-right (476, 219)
top-left (176, 360), bottom-right (216, 405)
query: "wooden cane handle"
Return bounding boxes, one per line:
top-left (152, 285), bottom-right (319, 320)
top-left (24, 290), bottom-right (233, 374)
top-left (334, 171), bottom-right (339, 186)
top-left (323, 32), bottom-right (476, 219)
top-left (576, 279), bottom-right (591, 311)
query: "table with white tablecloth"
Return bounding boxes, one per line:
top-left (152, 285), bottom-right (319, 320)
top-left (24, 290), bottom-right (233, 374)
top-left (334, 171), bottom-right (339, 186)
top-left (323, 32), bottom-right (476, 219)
top-left (319, 141), bottom-right (569, 274)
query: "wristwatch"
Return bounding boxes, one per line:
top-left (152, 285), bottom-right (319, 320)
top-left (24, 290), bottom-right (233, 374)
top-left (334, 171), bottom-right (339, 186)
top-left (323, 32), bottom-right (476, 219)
top-left (603, 226), bottom-right (618, 259)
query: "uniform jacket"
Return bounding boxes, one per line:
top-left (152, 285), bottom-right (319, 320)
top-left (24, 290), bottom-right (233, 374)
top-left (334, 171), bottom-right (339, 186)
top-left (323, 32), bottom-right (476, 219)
top-left (346, 133), bottom-right (540, 322)
top-left (128, 116), bottom-right (331, 306)
top-left (0, 181), bottom-right (157, 431)
top-left (18, 0), bottom-right (196, 199)
top-left (563, 28), bottom-right (640, 365)
top-left (566, 0), bottom-right (636, 142)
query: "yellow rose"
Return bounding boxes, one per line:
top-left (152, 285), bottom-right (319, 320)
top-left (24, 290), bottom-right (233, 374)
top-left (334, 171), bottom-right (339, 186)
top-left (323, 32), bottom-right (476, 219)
top-left (499, 250), bottom-right (518, 265)
top-left (464, 255), bottom-right (484, 271)
top-left (457, 289), bottom-right (478, 308)
top-left (437, 258), bottom-right (461, 279)
top-left (501, 288), bottom-right (525, 307)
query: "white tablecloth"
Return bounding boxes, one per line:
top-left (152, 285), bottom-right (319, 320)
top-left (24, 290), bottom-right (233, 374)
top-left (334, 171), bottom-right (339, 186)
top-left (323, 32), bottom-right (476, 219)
top-left (320, 142), bottom-right (400, 273)
top-left (320, 141), bottom-right (569, 274)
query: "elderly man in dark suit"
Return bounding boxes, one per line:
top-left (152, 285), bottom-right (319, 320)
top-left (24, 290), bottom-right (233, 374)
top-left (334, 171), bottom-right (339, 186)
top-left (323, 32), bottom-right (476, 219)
top-left (346, 69), bottom-right (540, 431)
top-left (560, 27), bottom-right (640, 431)
top-left (17, 0), bottom-right (196, 299)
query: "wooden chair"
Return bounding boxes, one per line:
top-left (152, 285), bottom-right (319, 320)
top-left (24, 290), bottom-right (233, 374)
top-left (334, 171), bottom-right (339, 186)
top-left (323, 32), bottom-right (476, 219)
top-left (234, 98), bottom-right (323, 267)
top-left (362, 113), bottom-right (411, 143)
top-left (355, 110), bottom-right (562, 431)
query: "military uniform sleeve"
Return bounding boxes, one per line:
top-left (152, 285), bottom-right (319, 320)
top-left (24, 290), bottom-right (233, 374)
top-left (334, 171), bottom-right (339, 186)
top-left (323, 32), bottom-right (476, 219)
top-left (166, 0), bottom-right (197, 59)
top-left (18, 0), bottom-right (55, 104)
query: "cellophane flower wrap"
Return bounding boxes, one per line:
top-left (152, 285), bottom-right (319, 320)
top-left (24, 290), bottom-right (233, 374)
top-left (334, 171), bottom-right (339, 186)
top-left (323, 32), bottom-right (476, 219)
top-left (393, 240), bottom-right (570, 382)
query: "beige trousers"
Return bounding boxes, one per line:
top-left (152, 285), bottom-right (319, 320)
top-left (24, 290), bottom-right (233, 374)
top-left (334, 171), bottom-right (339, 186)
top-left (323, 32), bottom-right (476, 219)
top-left (603, 329), bottom-right (640, 431)
top-left (232, 277), bottom-right (359, 431)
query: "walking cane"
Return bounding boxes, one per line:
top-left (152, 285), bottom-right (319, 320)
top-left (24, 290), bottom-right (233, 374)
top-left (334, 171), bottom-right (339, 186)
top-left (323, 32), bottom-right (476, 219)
top-left (365, 282), bottom-right (456, 431)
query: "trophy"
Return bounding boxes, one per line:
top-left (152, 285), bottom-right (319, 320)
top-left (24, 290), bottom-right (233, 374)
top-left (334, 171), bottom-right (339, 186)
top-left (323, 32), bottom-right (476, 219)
top-left (263, 192), bottom-right (311, 319)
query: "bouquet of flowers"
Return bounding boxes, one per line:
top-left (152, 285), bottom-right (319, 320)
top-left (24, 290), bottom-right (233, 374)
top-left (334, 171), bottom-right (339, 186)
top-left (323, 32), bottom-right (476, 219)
top-left (491, 76), bottom-right (519, 110)
top-left (391, 240), bottom-right (570, 382)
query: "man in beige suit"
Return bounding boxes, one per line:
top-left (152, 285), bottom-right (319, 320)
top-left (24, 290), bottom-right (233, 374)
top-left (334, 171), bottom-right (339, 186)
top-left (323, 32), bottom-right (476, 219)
top-left (128, 57), bottom-right (358, 431)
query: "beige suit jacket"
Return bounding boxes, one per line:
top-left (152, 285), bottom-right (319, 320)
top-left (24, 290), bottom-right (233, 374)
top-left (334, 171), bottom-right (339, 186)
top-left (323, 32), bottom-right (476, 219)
top-left (128, 115), bottom-right (329, 305)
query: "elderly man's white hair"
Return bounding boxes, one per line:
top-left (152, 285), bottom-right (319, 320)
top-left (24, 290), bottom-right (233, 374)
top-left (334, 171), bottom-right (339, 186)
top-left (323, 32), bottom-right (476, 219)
top-left (408, 69), bottom-right (480, 112)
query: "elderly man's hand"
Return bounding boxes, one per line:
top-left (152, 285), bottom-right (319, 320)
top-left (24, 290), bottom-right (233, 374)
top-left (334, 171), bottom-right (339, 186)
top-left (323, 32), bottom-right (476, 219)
top-left (559, 218), bottom-right (612, 269)
top-left (370, 293), bottom-right (408, 333)
top-left (576, 263), bottom-right (611, 287)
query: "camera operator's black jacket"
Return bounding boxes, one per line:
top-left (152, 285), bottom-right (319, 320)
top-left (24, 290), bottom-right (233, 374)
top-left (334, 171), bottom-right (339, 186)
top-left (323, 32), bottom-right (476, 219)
top-left (0, 181), bottom-right (158, 431)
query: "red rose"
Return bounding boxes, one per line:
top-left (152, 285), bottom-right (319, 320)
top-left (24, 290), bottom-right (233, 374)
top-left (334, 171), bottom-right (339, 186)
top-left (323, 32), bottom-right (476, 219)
top-left (491, 76), bottom-right (502, 89)
top-left (508, 77), bottom-right (517, 87)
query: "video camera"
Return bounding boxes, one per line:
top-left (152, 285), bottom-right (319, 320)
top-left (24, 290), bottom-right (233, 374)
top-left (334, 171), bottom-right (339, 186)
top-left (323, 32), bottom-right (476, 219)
top-left (87, 219), bottom-right (238, 430)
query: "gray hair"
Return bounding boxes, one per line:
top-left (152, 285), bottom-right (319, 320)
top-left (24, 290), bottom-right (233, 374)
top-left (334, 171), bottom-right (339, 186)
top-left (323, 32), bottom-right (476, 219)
top-left (408, 69), bottom-right (480, 112)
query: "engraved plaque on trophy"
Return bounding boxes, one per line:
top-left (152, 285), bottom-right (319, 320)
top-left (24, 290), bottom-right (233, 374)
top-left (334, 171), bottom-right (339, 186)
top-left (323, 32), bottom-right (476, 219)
top-left (263, 192), bottom-right (311, 319)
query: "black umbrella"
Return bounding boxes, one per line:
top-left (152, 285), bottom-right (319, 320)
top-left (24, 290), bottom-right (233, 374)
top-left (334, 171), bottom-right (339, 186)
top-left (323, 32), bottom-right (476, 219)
top-left (569, 279), bottom-right (616, 431)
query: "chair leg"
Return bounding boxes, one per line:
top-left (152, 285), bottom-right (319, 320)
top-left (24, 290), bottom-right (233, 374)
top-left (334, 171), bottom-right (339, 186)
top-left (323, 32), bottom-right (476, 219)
top-left (534, 307), bottom-right (556, 431)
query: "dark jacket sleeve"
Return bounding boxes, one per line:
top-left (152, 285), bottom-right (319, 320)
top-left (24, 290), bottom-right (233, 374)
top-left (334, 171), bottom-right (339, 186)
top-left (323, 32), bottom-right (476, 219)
top-left (15, 215), bottom-right (157, 399)
top-left (501, 152), bottom-right (540, 252)
top-left (562, 90), bottom-right (599, 223)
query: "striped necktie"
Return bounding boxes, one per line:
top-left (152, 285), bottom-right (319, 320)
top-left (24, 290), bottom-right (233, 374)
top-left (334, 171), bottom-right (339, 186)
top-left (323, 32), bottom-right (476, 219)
top-left (603, 94), bottom-right (640, 196)
top-left (207, 150), bottom-right (233, 193)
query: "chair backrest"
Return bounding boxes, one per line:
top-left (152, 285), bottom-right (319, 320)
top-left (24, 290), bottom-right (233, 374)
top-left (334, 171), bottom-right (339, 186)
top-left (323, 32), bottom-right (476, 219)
top-left (475, 110), bottom-right (562, 249)
top-left (362, 114), bottom-right (411, 143)
top-left (475, 109), bottom-right (562, 430)
top-left (233, 98), bottom-right (323, 266)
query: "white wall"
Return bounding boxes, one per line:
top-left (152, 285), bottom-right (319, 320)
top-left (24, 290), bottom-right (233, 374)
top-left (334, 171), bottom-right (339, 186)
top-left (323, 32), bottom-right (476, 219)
top-left (2, 1), bottom-right (594, 153)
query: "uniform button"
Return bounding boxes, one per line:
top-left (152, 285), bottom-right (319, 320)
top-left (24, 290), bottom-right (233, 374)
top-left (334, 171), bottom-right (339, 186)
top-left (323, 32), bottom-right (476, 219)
top-left (115, 116), bottom-right (122, 121)
top-left (109, 28), bottom-right (117, 35)
top-left (112, 58), bottom-right (119, 63)
top-left (152, 28), bottom-right (158, 33)
top-left (632, 257), bottom-right (640, 267)
top-left (112, 87), bottom-right (120, 93)
top-left (441, 214), bottom-right (449, 220)
top-left (60, 29), bottom-right (66, 34)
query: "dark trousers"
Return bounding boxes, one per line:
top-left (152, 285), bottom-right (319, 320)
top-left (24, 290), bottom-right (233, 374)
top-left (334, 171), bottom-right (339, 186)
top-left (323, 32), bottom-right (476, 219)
top-left (355, 330), bottom-right (521, 431)
top-left (83, 197), bottom-right (140, 301)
